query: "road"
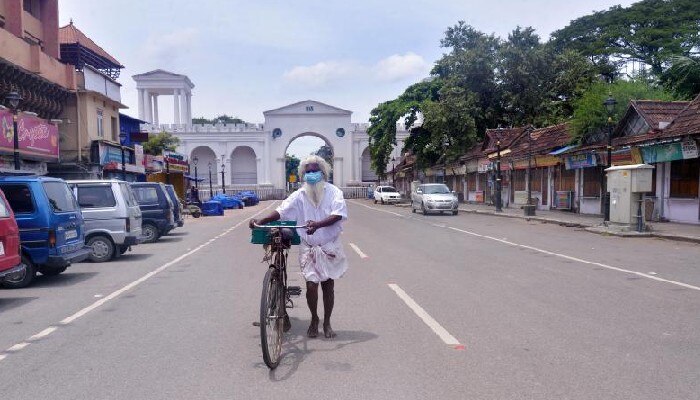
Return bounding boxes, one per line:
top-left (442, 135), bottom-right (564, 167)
top-left (0, 200), bottom-right (698, 399)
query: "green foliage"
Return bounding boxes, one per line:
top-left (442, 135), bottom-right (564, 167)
top-left (285, 154), bottom-right (300, 181)
top-left (142, 131), bottom-right (180, 155)
top-left (192, 115), bottom-right (246, 125)
top-left (314, 145), bottom-right (333, 165)
top-left (571, 79), bottom-right (677, 143)
top-left (551, 0), bottom-right (700, 76)
top-left (661, 55), bottom-right (700, 99)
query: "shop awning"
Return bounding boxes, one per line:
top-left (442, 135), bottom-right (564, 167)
top-left (184, 174), bottom-right (205, 182)
top-left (549, 145), bottom-right (578, 155)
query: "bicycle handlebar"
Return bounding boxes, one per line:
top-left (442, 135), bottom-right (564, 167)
top-left (252, 222), bottom-right (308, 229)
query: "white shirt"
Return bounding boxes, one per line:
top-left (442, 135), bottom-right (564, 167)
top-left (276, 183), bottom-right (348, 247)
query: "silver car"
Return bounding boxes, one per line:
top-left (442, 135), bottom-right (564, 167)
top-left (68, 180), bottom-right (143, 262)
top-left (411, 183), bottom-right (459, 215)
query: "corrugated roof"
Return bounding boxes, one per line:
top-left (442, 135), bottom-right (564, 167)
top-left (59, 22), bottom-right (123, 67)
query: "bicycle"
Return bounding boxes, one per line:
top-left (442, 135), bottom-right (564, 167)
top-left (251, 221), bottom-right (305, 369)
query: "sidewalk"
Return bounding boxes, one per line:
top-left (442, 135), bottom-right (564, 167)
top-left (392, 200), bottom-right (700, 244)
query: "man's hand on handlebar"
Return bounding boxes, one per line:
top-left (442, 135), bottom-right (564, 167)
top-left (306, 220), bottom-right (320, 235)
top-left (248, 219), bottom-right (258, 230)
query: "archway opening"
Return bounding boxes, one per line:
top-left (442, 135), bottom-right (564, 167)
top-left (361, 146), bottom-right (377, 183)
top-left (190, 146), bottom-right (218, 186)
top-left (285, 134), bottom-right (333, 190)
top-left (230, 146), bottom-right (257, 184)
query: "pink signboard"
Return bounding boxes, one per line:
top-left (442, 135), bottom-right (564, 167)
top-left (0, 110), bottom-right (59, 160)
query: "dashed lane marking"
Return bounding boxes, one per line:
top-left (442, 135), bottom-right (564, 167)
top-left (349, 243), bottom-right (368, 259)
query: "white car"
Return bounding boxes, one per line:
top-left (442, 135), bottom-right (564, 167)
top-left (373, 186), bottom-right (401, 204)
top-left (411, 183), bottom-right (459, 215)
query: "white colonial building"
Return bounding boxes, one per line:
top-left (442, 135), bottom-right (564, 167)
top-left (134, 70), bottom-right (410, 194)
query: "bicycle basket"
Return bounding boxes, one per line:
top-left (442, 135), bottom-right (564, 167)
top-left (251, 220), bottom-right (301, 245)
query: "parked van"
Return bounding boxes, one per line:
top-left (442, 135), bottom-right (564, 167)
top-left (0, 176), bottom-right (90, 288)
top-left (68, 180), bottom-right (143, 262)
top-left (130, 182), bottom-right (175, 243)
top-left (164, 184), bottom-right (184, 228)
top-left (0, 188), bottom-right (24, 283)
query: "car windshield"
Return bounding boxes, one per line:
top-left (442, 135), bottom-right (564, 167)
top-left (42, 182), bottom-right (78, 212)
top-left (423, 185), bottom-right (450, 194)
top-left (382, 187), bottom-right (398, 193)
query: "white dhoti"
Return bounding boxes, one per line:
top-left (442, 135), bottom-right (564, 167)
top-left (299, 236), bottom-right (348, 283)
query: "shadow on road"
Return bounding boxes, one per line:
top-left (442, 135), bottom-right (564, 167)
top-left (259, 317), bottom-right (378, 382)
top-left (157, 237), bottom-right (184, 243)
top-left (0, 296), bottom-right (38, 312)
top-left (117, 253), bottom-right (153, 262)
top-left (32, 272), bottom-right (98, 288)
top-left (165, 232), bottom-right (188, 237)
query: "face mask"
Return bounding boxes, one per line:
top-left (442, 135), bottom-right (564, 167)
top-left (304, 171), bottom-right (323, 184)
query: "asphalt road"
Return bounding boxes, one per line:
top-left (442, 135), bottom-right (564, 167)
top-left (0, 199), bottom-right (698, 399)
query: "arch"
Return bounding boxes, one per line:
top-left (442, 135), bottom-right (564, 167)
top-left (230, 146), bottom-right (257, 184)
top-left (190, 145), bottom-right (218, 184)
top-left (284, 132), bottom-right (334, 185)
top-left (361, 146), bottom-right (377, 182)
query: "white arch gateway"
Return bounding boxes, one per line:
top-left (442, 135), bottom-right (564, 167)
top-left (145, 100), bottom-right (410, 192)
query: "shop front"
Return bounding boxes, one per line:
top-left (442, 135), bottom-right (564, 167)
top-left (0, 110), bottom-right (59, 175)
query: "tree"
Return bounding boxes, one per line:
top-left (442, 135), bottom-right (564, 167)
top-left (142, 131), bottom-right (179, 155)
top-left (551, 0), bottom-right (700, 77)
top-left (661, 55), bottom-right (700, 99)
top-left (314, 145), bottom-right (333, 165)
top-left (570, 79), bottom-right (678, 143)
top-left (285, 154), bottom-right (300, 182)
top-left (191, 115), bottom-right (246, 125)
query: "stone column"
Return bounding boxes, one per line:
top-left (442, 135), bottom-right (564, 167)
top-left (180, 90), bottom-right (188, 127)
top-left (186, 93), bottom-right (192, 126)
top-left (138, 89), bottom-right (145, 120)
top-left (173, 90), bottom-right (180, 125)
top-left (263, 139), bottom-right (270, 184)
top-left (143, 90), bottom-right (152, 123)
top-left (153, 95), bottom-right (159, 126)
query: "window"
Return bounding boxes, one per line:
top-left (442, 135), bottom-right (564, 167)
top-left (42, 182), bottom-right (78, 212)
top-left (77, 186), bottom-right (116, 208)
top-left (111, 117), bottom-right (118, 141)
top-left (0, 185), bottom-right (35, 214)
top-left (0, 194), bottom-right (11, 218)
top-left (582, 167), bottom-right (603, 197)
top-left (132, 187), bottom-right (159, 204)
top-left (23, 0), bottom-right (40, 18)
top-left (97, 109), bottom-right (104, 138)
top-left (670, 158), bottom-right (699, 198)
top-left (119, 183), bottom-right (138, 207)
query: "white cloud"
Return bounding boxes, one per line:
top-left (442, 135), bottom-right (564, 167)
top-left (373, 52), bottom-right (430, 82)
top-left (283, 61), bottom-right (361, 87)
top-left (141, 28), bottom-right (199, 64)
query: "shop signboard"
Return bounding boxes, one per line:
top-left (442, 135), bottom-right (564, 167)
top-left (681, 138), bottom-right (698, 159)
top-left (99, 142), bottom-right (123, 165)
top-left (640, 142), bottom-right (694, 163)
top-left (565, 153), bottom-right (597, 170)
top-left (477, 158), bottom-right (490, 173)
top-left (535, 155), bottom-right (560, 167)
top-left (0, 110), bottom-right (59, 160)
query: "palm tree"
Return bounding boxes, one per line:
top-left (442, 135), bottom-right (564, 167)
top-left (662, 55), bottom-right (700, 99)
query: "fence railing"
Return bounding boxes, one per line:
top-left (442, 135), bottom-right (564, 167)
top-left (194, 185), bottom-right (372, 202)
top-left (340, 186), bottom-right (370, 199)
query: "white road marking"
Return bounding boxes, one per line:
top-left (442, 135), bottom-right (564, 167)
top-left (349, 200), bottom-right (404, 217)
top-left (7, 343), bottom-right (29, 352)
top-left (0, 201), bottom-right (278, 364)
top-left (351, 200), bottom-right (700, 293)
top-left (447, 226), bottom-right (700, 292)
top-left (388, 284), bottom-right (461, 346)
top-left (349, 243), bottom-right (368, 259)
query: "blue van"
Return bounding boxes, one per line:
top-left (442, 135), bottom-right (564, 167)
top-left (0, 176), bottom-right (90, 288)
top-left (130, 182), bottom-right (176, 243)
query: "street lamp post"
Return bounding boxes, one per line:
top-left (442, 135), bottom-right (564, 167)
top-left (495, 140), bottom-right (503, 212)
top-left (5, 91), bottom-right (22, 170)
top-left (602, 94), bottom-right (617, 222)
top-left (391, 157), bottom-right (396, 185)
top-left (524, 126), bottom-right (535, 216)
top-left (442, 137), bottom-right (449, 187)
top-left (165, 155), bottom-right (170, 184)
top-left (220, 155), bottom-right (226, 194)
top-left (193, 156), bottom-right (199, 189)
top-left (208, 162), bottom-right (213, 197)
top-left (118, 132), bottom-right (127, 181)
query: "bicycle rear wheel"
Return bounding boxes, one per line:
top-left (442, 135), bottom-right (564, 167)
top-left (260, 266), bottom-right (284, 369)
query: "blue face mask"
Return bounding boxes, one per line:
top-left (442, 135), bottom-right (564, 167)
top-left (304, 171), bottom-right (323, 184)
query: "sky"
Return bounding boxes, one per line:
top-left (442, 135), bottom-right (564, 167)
top-left (58, 0), bottom-right (636, 157)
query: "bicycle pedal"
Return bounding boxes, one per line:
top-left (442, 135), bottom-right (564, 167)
top-left (287, 286), bottom-right (302, 296)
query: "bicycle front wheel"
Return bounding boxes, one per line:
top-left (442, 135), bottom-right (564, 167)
top-left (260, 266), bottom-right (284, 369)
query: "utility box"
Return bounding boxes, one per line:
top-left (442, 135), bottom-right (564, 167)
top-left (606, 164), bottom-right (654, 225)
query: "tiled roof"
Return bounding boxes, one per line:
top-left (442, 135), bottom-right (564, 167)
top-left (631, 100), bottom-right (690, 130)
top-left (59, 22), bottom-right (123, 67)
top-left (484, 127), bottom-right (526, 153)
top-left (460, 141), bottom-right (486, 160)
top-left (508, 123), bottom-right (573, 159)
top-left (661, 94), bottom-right (700, 138)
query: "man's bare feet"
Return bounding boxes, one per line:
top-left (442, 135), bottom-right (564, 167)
top-left (307, 317), bottom-right (319, 338)
top-left (323, 323), bottom-right (336, 339)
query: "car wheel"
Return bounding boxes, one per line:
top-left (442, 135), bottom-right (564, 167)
top-left (411, 205), bottom-right (416, 213)
top-left (374, 199), bottom-right (377, 204)
top-left (2, 255), bottom-right (36, 289)
top-left (421, 203), bottom-right (428, 216)
top-left (141, 223), bottom-right (159, 244)
top-left (87, 235), bottom-right (115, 263)
top-left (452, 210), bottom-right (458, 215)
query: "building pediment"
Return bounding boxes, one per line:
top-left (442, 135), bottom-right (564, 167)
top-left (132, 69), bottom-right (194, 88)
top-left (263, 100), bottom-right (352, 117)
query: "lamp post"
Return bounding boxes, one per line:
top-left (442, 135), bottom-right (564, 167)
top-left (208, 162), bottom-right (213, 197)
top-left (220, 155), bottom-right (226, 194)
top-left (193, 156), bottom-right (199, 189)
top-left (118, 131), bottom-right (127, 181)
top-left (165, 155), bottom-right (170, 184)
top-left (5, 91), bottom-right (22, 170)
top-left (524, 126), bottom-right (535, 216)
top-left (495, 140), bottom-right (502, 212)
top-left (391, 157), bottom-right (396, 185)
top-left (602, 94), bottom-right (617, 222)
top-left (442, 136), bottom-right (449, 187)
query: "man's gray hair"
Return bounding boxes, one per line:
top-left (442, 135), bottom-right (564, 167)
top-left (298, 155), bottom-right (332, 179)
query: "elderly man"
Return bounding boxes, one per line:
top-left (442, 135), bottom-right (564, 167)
top-left (250, 155), bottom-right (348, 339)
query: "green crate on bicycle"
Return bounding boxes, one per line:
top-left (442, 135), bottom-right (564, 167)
top-left (251, 220), bottom-right (302, 245)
